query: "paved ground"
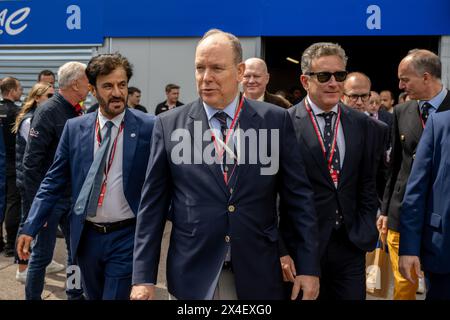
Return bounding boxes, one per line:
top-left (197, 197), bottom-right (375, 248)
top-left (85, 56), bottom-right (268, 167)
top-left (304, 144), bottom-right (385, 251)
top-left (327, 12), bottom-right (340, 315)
top-left (0, 222), bottom-right (425, 300)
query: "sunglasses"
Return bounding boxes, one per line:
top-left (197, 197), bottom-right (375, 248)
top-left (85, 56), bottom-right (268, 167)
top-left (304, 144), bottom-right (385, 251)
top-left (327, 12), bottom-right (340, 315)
top-left (306, 71), bottom-right (348, 83)
top-left (46, 93), bottom-right (54, 98)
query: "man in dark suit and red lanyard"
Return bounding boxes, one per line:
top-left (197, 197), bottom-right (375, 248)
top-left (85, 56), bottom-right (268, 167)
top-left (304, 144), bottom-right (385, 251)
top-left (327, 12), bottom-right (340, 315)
top-left (281, 42), bottom-right (378, 300)
top-left (131, 29), bottom-right (320, 300)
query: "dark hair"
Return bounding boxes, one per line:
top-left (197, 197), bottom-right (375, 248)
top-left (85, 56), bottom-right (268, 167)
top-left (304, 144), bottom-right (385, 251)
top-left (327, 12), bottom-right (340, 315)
top-left (0, 77), bottom-right (19, 96)
top-left (128, 86), bottom-right (141, 95)
top-left (380, 90), bottom-right (394, 100)
top-left (37, 69), bottom-right (55, 82)
top-left (165, 83), bottom-right (180, 93)
top-left (85, 53), bottom-right (133, 87)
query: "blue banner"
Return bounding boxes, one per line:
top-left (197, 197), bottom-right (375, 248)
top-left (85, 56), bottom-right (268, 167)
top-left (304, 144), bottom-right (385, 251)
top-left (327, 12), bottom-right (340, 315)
top-left (0, 0), bottom-right (103, 45)
top-left (1, 0), bottom-right (449, 45)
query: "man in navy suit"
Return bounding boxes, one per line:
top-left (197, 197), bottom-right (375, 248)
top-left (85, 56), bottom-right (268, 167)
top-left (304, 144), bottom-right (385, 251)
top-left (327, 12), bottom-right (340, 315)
top-left (17, 53), bottom-right (154, 300)
top-left (282, 43), bottom-right (378, 300)
top-left (131, 29), bottom-right (319, 300)
top-left (399, 110), bottom-right (450, 300)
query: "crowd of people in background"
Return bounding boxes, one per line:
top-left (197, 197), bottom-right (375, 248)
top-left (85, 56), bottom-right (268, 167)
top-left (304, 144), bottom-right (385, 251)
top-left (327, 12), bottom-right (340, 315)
top-left (1, 29), bottom-right (449, 300)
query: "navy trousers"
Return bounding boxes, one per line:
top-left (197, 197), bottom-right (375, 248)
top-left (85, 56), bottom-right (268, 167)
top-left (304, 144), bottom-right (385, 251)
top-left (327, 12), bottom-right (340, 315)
top-left (425, 271), bottom-right (450, 300)
top-left (76, 223), bottom-right (135, 300)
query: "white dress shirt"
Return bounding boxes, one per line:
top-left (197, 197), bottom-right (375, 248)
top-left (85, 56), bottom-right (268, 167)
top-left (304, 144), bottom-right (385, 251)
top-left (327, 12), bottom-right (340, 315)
top-left (307, 96), bottom-right (345, 166)
top-left (87, 110), bottom-right (134, 223)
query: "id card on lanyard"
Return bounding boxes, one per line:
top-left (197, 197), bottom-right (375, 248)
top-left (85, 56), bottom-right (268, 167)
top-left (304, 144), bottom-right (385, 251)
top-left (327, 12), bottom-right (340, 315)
top-left (305, 99), bottom-right (341, 187)
top-left (210, 95), bottom-right (244, 184)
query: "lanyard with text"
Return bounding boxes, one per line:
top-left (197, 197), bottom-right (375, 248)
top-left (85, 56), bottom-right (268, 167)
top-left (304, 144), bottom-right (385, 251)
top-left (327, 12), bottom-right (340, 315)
top-left (305, 99), bottom-right (341, 186)
top-left (95, 119), bottom-right (125, 206)
top-left (211, 95), bottom-right (244, 184)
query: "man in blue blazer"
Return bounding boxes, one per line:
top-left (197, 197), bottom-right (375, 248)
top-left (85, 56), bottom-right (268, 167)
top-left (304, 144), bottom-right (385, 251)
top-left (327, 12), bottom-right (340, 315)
top-left (17, 53), bottom-right (154, 300)
top-left (131, 29), bottom-right (319, 300)
top-left (399, 109), bottom-right (450, 300)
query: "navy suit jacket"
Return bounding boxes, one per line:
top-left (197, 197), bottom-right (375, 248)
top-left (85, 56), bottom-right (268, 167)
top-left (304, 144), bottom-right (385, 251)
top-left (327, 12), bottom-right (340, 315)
top-left (400, 110), bottom-right (450, 274)
top-left (133, 97), bottom-right (319, 299)
top-left (285, 100), bottom-right (379, 257)
top-left (22, 109), bottom-right (154, 260)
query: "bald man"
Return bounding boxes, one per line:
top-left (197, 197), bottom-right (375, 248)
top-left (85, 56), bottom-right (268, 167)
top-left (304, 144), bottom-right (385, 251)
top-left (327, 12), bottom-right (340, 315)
top-left (242, 58), bottom-right (291, 109)
top-left (342, 72), bottom-right (389, 211)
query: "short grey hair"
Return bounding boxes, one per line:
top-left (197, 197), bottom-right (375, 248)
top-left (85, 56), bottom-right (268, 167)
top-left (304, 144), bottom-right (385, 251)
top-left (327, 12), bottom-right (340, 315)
top-left (301, 42), bottom-right (348, 74)
top-left (57, 61), bottom-right (87, 89)
top-left (405, 49), bottom-right (441, 79)
top-left (198, 28), bottom-right (243, 64)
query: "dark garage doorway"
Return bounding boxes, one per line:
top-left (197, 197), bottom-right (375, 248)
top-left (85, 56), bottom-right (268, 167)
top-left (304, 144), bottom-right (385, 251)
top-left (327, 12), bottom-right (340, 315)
top-left (263, 36), bottom-right (440, 103)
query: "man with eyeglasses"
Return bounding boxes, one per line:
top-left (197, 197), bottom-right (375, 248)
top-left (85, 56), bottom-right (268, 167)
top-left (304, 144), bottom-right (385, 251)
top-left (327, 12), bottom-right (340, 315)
top-left (379, 49), bottom-right (450, 300)
top-left (281, 43), bottom-right (378, 300)
top-left (342, 72), bottom-right (390, 216)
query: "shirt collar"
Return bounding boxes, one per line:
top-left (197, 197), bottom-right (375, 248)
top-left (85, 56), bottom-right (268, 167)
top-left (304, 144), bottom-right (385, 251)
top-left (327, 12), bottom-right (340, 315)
top-left (97, 108), bottom-right (126, 129)
top-left (203, 94), bottom-right (239, 121)
top-left (307, 95), bottom-right (339, 115)
top-left (418, 86), bottom-right (447, 111)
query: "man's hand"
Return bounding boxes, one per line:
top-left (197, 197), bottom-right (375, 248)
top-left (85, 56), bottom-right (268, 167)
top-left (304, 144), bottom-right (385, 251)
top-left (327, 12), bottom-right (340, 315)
top-left (291, 275), bottom-right (319, 300)
top-left (399, 255), bottom-right (423, 284)
top-left (376, 215), bottom-right (388, 233)
top-left (16, 234), bottom-right (34, 261)
top-left (376, 215), bottom-right (388, 244)
top-left (280, 255), bottom-right (296, 283)
top-left (130, 284), bottom-right (155, 300)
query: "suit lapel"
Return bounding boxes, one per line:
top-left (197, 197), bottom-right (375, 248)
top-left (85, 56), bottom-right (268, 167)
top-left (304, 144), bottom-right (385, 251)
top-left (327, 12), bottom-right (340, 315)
top-left (406, 101), bottom-right (423, 143)
top-left (436, 91), bottom-right (450, 112)
top-left (338, 105), bottom-right (356, 188)
top-left (80, 112), bottom-right (96, 179)
top-left (122, 109), bottom-right (138, 191)
top-left (187, 99), bottom-right (229, 197)
top-left (295, 101), bottom-right (334, 186)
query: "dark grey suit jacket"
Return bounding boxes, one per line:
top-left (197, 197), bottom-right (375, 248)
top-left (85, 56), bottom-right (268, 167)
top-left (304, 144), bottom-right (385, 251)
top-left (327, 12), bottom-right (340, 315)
top-left (382, 91), bottom-right (450, 231)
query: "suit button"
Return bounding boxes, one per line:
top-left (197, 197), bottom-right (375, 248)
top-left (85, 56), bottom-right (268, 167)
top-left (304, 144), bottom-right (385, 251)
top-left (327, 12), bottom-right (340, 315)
top-left (228, 205), bottom-right (235, 213)
top-left (225, 235), bottom-right (231, 243)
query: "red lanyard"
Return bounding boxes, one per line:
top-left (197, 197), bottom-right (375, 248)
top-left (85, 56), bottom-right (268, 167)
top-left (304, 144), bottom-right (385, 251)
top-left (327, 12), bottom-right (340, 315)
top-left (95, 118), bottom-right (124, 206)
top-left (211, 95), bottom-right (244, 162)
top-left (210, 95), bottom-right (244, 184)
top-left (305, 99), bottom-right (341, 184)
top-left (419, 106), bottom-right (426, 129)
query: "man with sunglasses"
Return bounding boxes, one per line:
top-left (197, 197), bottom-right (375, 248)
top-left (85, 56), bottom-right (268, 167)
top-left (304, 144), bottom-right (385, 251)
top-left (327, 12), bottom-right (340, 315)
top-left (282, 43), bottom-right (378, 300)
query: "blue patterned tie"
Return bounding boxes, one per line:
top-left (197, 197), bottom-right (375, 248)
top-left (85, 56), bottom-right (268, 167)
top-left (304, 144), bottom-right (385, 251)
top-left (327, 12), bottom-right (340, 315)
top-left (421, 102), bottom-right (432, 124)
top-left (73, 121), bottom-right (114, 218)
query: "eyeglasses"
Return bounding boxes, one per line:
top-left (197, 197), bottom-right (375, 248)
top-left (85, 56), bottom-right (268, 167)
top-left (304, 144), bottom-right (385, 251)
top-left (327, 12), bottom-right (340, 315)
top-left (344, 93), bottom-right (371, 102)
top-left (305, 71), bottom-right (348, 83)
top-left (46, 93), bottom-right (54, 98)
